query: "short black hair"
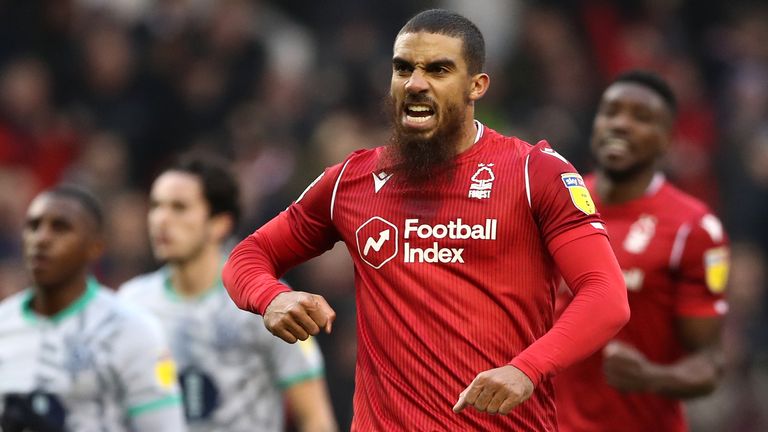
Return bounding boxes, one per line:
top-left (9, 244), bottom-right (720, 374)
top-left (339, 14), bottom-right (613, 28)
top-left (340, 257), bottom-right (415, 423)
top-left (611, 70), bottom-right (677, 115)
top-left (46, 184), bottom-right (104, 231)
top-left (166, 152), bottom-right (241, 227)
top-left (398, 9), bottom-right (485, 75)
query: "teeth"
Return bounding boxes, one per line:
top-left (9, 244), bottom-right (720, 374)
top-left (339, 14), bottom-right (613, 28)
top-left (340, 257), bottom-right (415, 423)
top-left (406, 114), bottom-right (433, 123)
top-left (408, 105), bottom-right (432, 112)
top-left (604, 138), bottom-right (629, 149)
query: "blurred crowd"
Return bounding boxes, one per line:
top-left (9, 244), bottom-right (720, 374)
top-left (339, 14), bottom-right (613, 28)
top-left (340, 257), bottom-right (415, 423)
top-left (1, 0), bottom-right (767, 430)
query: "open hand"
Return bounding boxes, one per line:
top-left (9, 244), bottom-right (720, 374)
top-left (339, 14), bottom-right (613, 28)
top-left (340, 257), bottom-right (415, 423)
top-left (263, 291), bottom-right (336, 343)
top-left (453, 365), bottom-right (534, 415)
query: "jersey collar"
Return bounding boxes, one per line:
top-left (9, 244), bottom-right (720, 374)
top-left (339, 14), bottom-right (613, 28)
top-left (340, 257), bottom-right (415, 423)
top-left (162, 265), bottom-right (224, 302)
top-left (645, 172), bottom-right (665, 196)
top-left (473, 120), bottom-right (484, 144)
top-left (22, 277), bottom-right (100, 324)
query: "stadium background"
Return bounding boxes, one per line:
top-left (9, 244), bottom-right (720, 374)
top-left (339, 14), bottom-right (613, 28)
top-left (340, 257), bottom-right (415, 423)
top-left (1, 0), bottom-right (766, 430)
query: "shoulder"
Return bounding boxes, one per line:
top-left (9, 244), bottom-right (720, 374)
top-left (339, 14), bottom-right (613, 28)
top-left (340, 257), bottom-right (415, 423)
top-left (118, 269), bottom-right (166, 301)
top-left (524, 140), bottom-right (576, 173)
top-left (657, 182), bottom-right (711, 220)
top-left (94, 288), bottom-right (164, 337)
top-left (479, 126), bottom-right (540, 158)
top-left (0, 290), bottom-right (28, 322)
top-left (656, 183), bottom-right (725, 240)
top-left (332, 147), bottom-right (384, 178)
top-left (521, 140), bottom-right (585, 199)
top-left (655, 184), bottom-right (728, 267)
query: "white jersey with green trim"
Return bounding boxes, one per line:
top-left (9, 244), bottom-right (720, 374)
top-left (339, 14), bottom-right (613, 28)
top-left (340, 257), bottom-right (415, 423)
top-left (119, 268), bottom-right (325, 432)
top-left (0, 279), bottom-right (185, 432)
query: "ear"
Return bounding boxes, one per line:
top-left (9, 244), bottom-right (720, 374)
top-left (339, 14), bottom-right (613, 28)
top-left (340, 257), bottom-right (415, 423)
top-left (87, 237), bottom-right (106, 262)
top-left (468, 73), bottom-right (490, 101)
top-left (209, 213), bottom-right (234, 243)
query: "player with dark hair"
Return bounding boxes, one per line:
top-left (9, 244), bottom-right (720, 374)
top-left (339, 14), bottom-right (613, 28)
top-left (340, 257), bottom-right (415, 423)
top-left (554, 70), bottom-right (729, 432)
top-left (119, 153), bottom-right (337, 432)
top-left (223, 9), bottom-right (630, 431)
top-left (0, 185), bottom-right (186, 432)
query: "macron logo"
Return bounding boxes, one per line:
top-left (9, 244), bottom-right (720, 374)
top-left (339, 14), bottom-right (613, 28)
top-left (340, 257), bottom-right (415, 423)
top-left (540, 148), bottom-right (569, 164)
top-left (373, 172), bottom-right (393, 193)
top-left (363, 230), bottom-right (390, 255)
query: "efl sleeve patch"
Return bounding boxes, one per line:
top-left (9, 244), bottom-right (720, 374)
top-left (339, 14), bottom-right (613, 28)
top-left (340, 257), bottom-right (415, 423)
top-left (154, 354), bottom-right (178, 390)
top-left (561, 173), bottom-right (596, 215)
top-left (704, 246), bottom-right (729, 294)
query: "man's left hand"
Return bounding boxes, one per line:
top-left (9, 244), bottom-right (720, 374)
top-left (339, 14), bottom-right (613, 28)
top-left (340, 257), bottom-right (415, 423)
top-left (453, 365), bottom-right (534, 415)
top-left (603, 340), bottom-right (656, 392)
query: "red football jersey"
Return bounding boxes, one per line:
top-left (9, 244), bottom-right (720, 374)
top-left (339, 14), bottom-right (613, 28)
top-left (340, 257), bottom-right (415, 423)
top-left (555, 173), bottom-right (729, 432)
top-left (228, 124), bottom-right (615, 431)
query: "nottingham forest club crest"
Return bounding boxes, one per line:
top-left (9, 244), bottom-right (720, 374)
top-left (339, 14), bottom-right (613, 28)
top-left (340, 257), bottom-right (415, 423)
top-left (469, 163), bottom-right (495, 199)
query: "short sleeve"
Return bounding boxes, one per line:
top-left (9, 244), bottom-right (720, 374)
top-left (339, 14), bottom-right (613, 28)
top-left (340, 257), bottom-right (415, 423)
top-left (270, 336), bottom-right (325, 389)
top-left (526, 141), bottom-right (607, 252)
top-left (674, 213), bottom-right (729, 317)
top-left (111, 309), bottom-right (183, 421)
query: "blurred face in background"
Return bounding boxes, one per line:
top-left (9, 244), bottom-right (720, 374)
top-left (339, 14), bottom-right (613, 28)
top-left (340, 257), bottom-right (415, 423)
top-left (23, 194), bottom-right (102, 289)
top-left (591, 82), bottom-right (673, 181)
top-left (148, 171), bottom-right (213, 264)
top-left (387, 31), bottom-right (476, 181)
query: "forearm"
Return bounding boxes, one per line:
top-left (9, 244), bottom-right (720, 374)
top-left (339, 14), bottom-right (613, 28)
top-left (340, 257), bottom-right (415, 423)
top-left (286, 379), bottom-right (338, 432)
top-left (511, 234), bottom-right (630, 385)
top-left (646, 348), bottom-right (723, 398)
top-left (223, 233), bottom-right (292, 315)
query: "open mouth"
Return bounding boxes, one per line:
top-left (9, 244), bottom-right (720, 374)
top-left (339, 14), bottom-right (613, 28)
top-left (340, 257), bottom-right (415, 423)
top-left (602, 137), bottom-right (631, 157)
top-left (404, 104), bottom-right (435, 125)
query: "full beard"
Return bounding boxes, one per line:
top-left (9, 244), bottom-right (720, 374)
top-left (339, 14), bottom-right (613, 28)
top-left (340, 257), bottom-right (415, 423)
top-left (381, 94), bottom-right (467, 185)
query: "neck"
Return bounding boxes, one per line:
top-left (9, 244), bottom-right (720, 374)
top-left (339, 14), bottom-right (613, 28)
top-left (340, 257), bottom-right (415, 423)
top-left (33, 272), bottom-right (89, 317)
top-left (169, 244), bottom-right (223, 297)
top-left (455, 115), bottom-right (478, 154)
top-left (595, 169), bottom-right (658, 205)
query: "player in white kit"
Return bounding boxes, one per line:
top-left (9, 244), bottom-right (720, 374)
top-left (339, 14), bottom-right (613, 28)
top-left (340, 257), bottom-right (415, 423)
top-left (119, 153), bottom-right (337, 432)
top-left (0, 185), bottom-right (186, 432)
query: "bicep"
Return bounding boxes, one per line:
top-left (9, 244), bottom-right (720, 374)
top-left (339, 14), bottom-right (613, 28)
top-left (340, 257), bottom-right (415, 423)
top-left (552, 231), bottom-right (623, 295)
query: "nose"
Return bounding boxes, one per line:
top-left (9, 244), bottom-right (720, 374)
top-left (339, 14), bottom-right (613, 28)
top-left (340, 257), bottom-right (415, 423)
top-left (405, 69), bottom-right (429, 94)
top-left (28, 225), bottom-right (52, 249)
top-left (606, 111), bottom-right (633, 134)
top-left (148, 207), bottom-right (169, 229)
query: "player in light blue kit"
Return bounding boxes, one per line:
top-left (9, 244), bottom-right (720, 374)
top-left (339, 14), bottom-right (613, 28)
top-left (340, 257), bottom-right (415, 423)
top-left (0, 185), bottom-right (186, 432)
top-left (119, 153), bottom-right (337, 432)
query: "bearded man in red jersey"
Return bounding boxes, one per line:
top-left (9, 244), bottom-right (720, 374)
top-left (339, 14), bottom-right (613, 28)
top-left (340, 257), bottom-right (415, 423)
top-left (223, 9), bottom-right (629, 431)
top-left (555, 70), bottom-right (729, 432)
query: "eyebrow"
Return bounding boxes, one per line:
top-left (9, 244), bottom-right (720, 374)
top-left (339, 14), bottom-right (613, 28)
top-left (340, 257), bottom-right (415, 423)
top-left (392, 57), bottom-right (456, 70)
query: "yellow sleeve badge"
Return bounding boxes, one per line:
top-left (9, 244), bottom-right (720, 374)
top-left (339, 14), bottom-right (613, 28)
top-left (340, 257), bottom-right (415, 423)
top-left (155, 353), bottom-right (178, 390)
top-left (704, 247), bottom-right (729, 294)
top-left (561, 173), bottom-right (596, 215)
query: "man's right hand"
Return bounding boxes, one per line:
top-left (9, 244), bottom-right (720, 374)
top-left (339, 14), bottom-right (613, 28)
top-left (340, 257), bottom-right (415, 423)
top-left (263, 291), bottom-right (336, 343)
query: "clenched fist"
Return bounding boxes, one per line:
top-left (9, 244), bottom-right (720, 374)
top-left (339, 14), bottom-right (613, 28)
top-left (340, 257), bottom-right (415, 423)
top-left (263, 291), bottom-right (336, 343)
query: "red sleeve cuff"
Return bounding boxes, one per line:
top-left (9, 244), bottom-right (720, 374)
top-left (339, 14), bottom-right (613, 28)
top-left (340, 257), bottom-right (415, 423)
top-left (509, 356), bottom-right (543, 387)
top-left (253, 282), bottom-right (293, 315)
